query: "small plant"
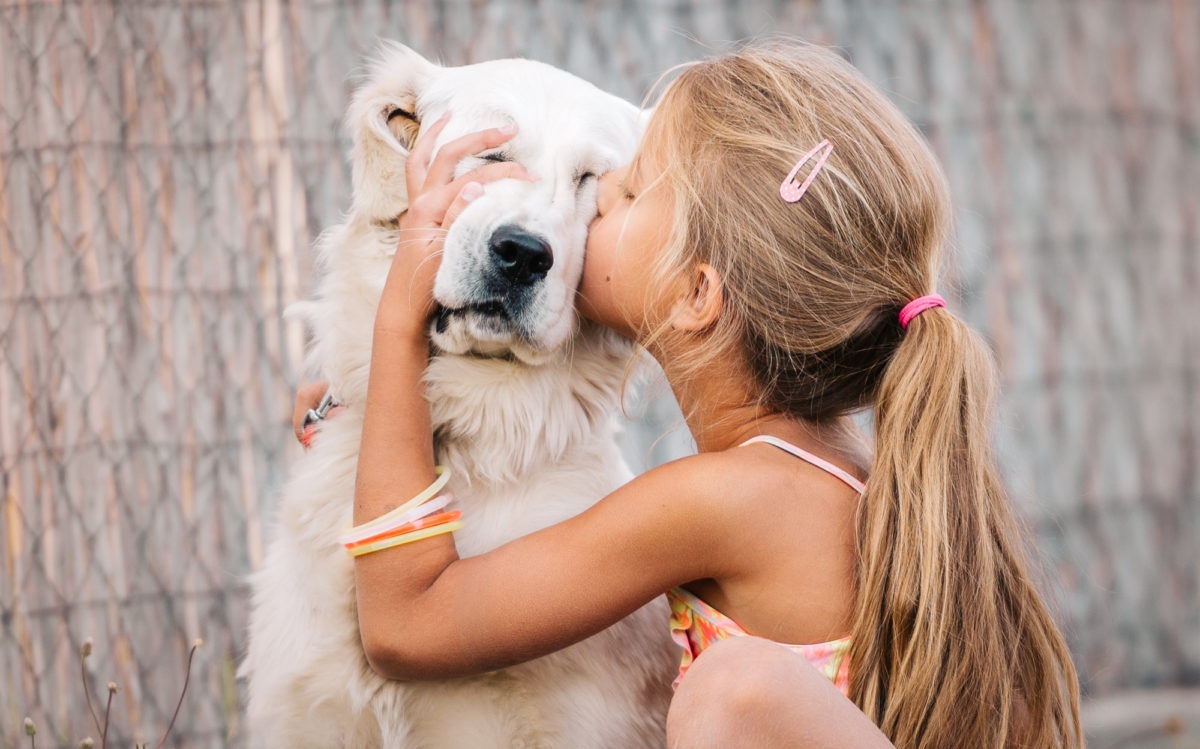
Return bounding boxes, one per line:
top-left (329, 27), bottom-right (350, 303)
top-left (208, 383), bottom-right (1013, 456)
top-left (24, 636), bottom-right (203, 749)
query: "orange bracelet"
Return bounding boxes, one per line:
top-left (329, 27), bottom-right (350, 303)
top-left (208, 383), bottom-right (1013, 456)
top-left (346, 520), bottom-right (464, 557)
top-left (343, 510), bottom-right (462, 550)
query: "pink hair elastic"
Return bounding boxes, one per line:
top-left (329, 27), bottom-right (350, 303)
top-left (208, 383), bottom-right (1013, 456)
top-left (899, 294), bottom-right (946, 329)
top-left (779, 139), bottom-right (834, 203)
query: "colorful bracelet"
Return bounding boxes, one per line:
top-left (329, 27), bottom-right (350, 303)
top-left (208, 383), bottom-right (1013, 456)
top-left (341, 466), bottom-right (464, 557)
top-left (346, 466), bottom-right (451, 534)
top-left (347, 519), bottom-right (464, 557)
top-left (343, 509), bottom-right (462, 550)
top-left (338, 492), bottom-right (454, 547)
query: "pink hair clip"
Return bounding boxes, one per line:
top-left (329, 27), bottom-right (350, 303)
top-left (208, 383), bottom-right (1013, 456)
top-left (779, 139), bottom-right (834, 203)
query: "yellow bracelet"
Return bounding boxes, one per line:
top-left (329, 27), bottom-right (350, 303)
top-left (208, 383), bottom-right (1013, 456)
top-left (347, 519), bottom-right (464, 557)
top-left (346, 466), bottom-right (451, 534)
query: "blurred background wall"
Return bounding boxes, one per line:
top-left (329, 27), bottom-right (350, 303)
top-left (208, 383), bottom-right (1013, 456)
top-left (1, 0), bottom-right (1196, 746)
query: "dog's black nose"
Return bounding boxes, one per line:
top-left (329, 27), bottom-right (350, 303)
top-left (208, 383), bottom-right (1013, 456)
top-left (489, 225), bottom-right (553, 285)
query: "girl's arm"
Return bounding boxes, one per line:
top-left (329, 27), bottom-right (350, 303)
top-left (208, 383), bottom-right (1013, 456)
top-left (359, 453), bottom-right (734, 680)
top-left (353, 117), bottom-right (738, 681)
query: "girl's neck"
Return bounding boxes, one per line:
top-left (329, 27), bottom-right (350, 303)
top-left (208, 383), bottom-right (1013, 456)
top-left (656, 344), bottom-right (791, 453)
top-left (655, 342), bottom-right (870, 468)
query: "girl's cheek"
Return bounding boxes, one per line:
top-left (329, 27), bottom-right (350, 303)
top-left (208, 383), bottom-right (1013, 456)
top-left (581, 233), bottom-right (606, 291)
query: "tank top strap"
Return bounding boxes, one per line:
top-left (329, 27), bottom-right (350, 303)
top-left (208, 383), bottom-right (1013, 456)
top-left (739, 434), bottom-right (867, 494)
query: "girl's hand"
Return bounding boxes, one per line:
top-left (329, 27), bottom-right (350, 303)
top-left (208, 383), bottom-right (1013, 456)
top-left (377, 114), bottom-right (534, 340)
top-left (292, 379), bottom-right (344, 448)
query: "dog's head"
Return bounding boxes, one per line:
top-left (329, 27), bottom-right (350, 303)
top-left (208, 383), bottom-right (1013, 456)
top-left (346, 42), bottom-right (643, 364)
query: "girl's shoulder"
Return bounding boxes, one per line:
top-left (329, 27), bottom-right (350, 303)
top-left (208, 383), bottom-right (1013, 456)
top-left (642, 443), bottom-right (858, 558)
top-left (620, 452), bottom-right (764, 582)
top-left (646, 449), bottom-right (767, 514)
top-left (656, 440), bottom-right (862, 516)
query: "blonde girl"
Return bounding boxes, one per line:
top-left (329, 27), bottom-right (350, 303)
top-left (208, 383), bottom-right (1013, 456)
top-left (295, 41), bottom-right (1083, 747)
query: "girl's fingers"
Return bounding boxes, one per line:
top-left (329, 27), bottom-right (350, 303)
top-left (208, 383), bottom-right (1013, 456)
top-left (424, 124), bottom-right (518, 188)
top-left (406, 113), bottom-right (452, 199)
top-left (293, 380), bottom-right (331, 442)
top-left (441, 181), bottom-right (486, 230)
top-left (455, 159), bottom-right (535, 190)
top-left (425, 161), bottom-right (534, 223)
top-left (406, 160), bottom-right (533, 232)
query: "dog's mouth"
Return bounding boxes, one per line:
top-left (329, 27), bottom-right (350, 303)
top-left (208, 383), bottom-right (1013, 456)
top-left (432, 300), bottom-right (534, 351)
top-left (430, 298), bottom-right (566, 366)
top-left (435, 300), bottom-right (509, 333)
top-left (431, 301), bottom-right (549, 363)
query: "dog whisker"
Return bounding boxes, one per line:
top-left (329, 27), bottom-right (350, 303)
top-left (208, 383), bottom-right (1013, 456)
top-left (393, 228), bottom-right (450, 236)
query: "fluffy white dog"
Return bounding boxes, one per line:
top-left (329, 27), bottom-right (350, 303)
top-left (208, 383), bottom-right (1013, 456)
top-left (241, 42), bottom-right (678, 748)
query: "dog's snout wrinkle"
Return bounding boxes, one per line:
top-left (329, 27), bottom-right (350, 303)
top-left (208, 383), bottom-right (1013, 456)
top-left (489, 225), bottom-right (553, 286)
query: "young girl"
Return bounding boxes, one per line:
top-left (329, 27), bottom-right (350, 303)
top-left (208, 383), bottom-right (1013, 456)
top-left (295, 42), bottom-right (1083, 747)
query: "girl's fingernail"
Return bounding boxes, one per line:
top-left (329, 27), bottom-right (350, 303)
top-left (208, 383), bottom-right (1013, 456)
top-left (498, 122), bottom-right (517, 135)
top-left (462, 182), bottom-right (485, 202)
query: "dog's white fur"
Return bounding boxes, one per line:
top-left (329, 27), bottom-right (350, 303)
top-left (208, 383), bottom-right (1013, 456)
top-left (241, 43), bottom-right (677, 748)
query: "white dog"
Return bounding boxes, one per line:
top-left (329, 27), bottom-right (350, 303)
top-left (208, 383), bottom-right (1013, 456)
top-left (241, 42), bottom-right (678, 748)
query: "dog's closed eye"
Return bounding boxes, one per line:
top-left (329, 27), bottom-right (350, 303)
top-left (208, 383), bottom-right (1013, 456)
top-left (480, 152), bottom-right (510, 163)
top-left (575, 171), bottom-right (596, 189)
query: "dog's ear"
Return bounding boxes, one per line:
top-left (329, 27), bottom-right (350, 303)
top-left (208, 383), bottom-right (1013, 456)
top-left (385, 106), bottom-right (421, 152)
top-left (347, 41), bottom-right (439, 221)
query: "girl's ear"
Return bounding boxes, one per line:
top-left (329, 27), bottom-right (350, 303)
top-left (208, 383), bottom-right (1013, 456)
top-left (670, 263), bottom-right (724, 332)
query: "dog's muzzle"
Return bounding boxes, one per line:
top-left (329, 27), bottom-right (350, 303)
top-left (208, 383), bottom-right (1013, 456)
top-left (432, 224), bottom-right (559, 352)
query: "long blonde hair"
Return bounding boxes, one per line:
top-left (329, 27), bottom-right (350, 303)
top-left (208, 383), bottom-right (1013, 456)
top-left (633, 41), bottom-right (1083, 747)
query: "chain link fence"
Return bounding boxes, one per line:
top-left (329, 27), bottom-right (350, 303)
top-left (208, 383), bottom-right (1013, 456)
top-left (2, 0), bottom-right (1196, 746)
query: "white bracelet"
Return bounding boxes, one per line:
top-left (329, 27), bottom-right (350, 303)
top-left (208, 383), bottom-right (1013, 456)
top-left (343, 465), bottom-right (451, 534)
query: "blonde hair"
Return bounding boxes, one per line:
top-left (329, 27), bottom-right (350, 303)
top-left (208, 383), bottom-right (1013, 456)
top-left (633, 41), bottom-right (1083, 747)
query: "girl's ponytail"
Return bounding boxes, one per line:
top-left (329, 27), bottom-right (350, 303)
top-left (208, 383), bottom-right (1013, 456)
top-left (848, 306), bottom-right (1083, 748)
